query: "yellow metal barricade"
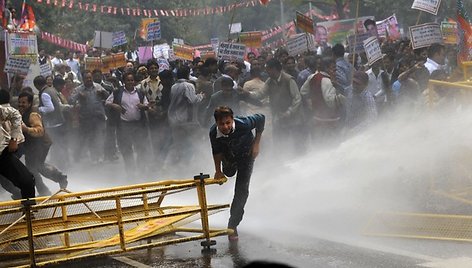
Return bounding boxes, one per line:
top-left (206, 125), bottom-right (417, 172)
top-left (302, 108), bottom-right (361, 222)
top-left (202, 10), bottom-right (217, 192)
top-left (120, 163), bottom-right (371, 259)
top-left (0, 174), bottom-right (230, 267)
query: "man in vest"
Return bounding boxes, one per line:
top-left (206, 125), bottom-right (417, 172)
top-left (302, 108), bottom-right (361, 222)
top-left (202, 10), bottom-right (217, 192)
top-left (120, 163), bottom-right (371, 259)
top-left (18, 92), bottom-right (68, 195)
top-left (106, 72), bottom-right (151, 177)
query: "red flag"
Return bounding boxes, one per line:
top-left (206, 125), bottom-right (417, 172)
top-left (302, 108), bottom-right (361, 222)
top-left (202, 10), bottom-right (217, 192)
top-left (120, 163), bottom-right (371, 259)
top-left (20, 2), bottom-right (36, 31)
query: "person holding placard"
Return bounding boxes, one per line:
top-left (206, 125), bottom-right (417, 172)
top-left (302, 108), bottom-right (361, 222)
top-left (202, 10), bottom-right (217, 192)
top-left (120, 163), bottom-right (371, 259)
top-left (424, 43), bottom-right (446, 74)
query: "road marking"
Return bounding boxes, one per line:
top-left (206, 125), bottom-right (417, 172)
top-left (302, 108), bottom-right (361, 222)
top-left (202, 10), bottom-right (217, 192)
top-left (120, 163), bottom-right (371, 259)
top-left (418, 257), bottom-right (472, 268)
top-left (112, 256), bottom-right (152, 268)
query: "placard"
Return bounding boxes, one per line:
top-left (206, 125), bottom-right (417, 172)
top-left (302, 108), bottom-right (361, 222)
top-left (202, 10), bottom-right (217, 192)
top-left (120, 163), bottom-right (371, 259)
top-left (39, 63), bottom-right (52, 77)
top-left (94, 31), bottom-right (113, 49)
top-left (409, 23), bottom-right (443, 49)
top-left (173, 44), bottom-right (194, 61)
top-left (229, 22), bottom-right (242, 34)
top-left (239, 31), bottom-right (262, 48)
top-left (157, 58), bottom-right (170, 71)
top-left (140, 18), bottom-right (158, 40)
top-left (85, 53), bottom-right (127, 72)
top-left (217, 42), bottom-right (246, 61)
top-left (296, 11), bottom-right (314, 35)
top-left (411, 0), bottom-right (441, 16)
top-left (211, 38), bottom-right (219, 52)
top-left (363, 37), bottom-right (382, 66)
top-left (376, 14), bottom-right (401, 40)
top-left (316, 16), bottom-right (374, 45)
top-left (4, 57), bottom-right (32, 75)
top-left (287, 33), bottom-right (309, 56)
top-left (200, 51), bottom-right (217, 61)
top-left (153, 44), bottom-right (171, 59)
top-left (348, 32), bottom-right (375, 53)
top-left (7, 32), bottom-right (38, 55)
top-left (138, 47), bottom-right (153, 64)
top-left (441, 22), bottom-right (457, 44)
top-left (112, 31), bottom-right (127, 47)
top-left (85, 57), bottom-right (102, 71)
top-left (147, 21), bottom-right (161, 41)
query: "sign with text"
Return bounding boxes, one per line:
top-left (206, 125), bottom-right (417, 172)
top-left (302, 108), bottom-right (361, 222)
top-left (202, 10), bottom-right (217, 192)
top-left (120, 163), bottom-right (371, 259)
top-left (441, 22), bottom-right (457, 44)
top-left (211, 38), bottom-right (219, 52)
top-left (200, 51), bottom-right (217, 61)
top-left (348, 32), bottom-right (375, 53)
top-left (287, 33), bottom-right (309, 56)
top-left (8, 32), bottom-right (38, 55)
top-left (112, 31), bottom-right (127, 47)
top-left (4, 57), bottom-right (31, 75)
top-left (157, 58), bottom-right (170, 71)
top-left (376, 14), bottom-right (401, 40)
top-left (146, 21), bottom-right (161, 41)
top-left (239, 31), bottom-right (263, 48)
top-left (85, 53), bottom-right (126, 72)
top-left (140, 18), bottom-right (158, 40)
top-left (85, 57), bottom-right (102, 71)
top-left (39, 63), bottom-right (52, 77)
top-left (363, 37), bottom-right (382, 66)
top-left (411, 0), bottom-right (441, 15)
top-left (296, 11), bottom-right (314, 35)
top-left (409, 23), bottom-right (443, 49)
top-left (173, 44), bottom-right (194, 61)
top-left (217, 42), bottom-right (246, 61)
top-left (153, 44), bottom-right (172, 59)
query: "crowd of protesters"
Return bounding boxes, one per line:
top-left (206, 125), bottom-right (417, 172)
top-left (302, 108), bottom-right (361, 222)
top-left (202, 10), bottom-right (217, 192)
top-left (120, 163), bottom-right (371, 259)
top-left (0, 34), bottom-right (464, 200)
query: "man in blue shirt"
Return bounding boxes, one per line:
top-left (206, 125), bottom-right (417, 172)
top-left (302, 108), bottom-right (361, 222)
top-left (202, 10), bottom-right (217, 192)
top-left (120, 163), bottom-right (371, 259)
top-left (209, 106), bottom-right (265, 241)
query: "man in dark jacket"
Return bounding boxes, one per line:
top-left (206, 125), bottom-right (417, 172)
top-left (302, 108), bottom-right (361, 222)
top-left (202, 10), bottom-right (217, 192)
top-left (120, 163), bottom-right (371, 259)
top-left (209, 106), bottom-right (265, 241)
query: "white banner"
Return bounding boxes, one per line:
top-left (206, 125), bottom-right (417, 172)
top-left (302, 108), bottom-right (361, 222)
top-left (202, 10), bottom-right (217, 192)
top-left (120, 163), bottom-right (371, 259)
top-left (287, 34), bottom-right (309, 56)
top-left (4, 57), bottom-right (32, 75)
top-left (217, 42), bottom-right (246, 61)
top-left (363, 37), bottom-right (382, 66)
top-left (409, 23), bottom-right (443, 49)
top-left (411, 0), bottom-right (441, 15)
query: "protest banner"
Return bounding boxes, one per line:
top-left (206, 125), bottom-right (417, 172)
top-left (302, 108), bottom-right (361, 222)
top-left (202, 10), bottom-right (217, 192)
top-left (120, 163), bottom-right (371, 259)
top-left (4, 57), bottom-right (31, 75)
top-left (376, 14), bottom-right (401, 40)
top-left (411, 0), bottom-right (442, 16)
top-left (138, 47), bottom-right (153, 64)
top-left (239, 31), bottom-right (263, 48)
top-left (39, 63), bottom-right (52, 77)
top-left (211, 38), bottom-right (219, 52)
top-left (7, 32), bottom-right (38, 55)
top-left (363, 37), bottom-right (383, 66)
top-left (153, 44), bottom-right (172, 59)
top-left (140, 18), bottom-right (158, 40)
top-left (409, 23), bottom-right (443, 49)
top-left (217, 42), bottom-right (246, 61)
top-left (296, 11), bottom-right (314, 35)
top-left (112, 31), bottom-right (127, 47)
top-left (157, 58), bottom-right (170, 71)
top-left (316, 16), bottom-right (374, 45)
top-left (173, 44), bottom-right (194, 61)
top-left (286, 33), bottom-right (309, 56)
top-left (347, 32), bottom-right (375, 53)
top-left (200, 51), bottom-right (217, 61)
top-left (147, 21), bottom-right (161, 41)
top-left (94, 31), bottom-right (113, 49)
top-left (85, 57), bottom-right (102, 71)
top-left (441, 22), bottom-right (458, 44)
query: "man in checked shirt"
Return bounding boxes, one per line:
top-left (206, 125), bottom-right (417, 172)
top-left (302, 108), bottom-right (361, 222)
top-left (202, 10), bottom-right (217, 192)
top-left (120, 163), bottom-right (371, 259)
top-left (0, 90), bottom-right (35, 199)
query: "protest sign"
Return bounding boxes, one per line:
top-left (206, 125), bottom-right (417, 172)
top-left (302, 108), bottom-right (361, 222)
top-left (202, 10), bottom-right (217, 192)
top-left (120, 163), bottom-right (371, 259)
top-left (347, 32), bottom-right (375, 53)
top-left (441, 22), bottom-right (457, 44)
top-left (287, 33), bottom-right (309, 56)
top-left (316, 16), bottom-right (374, 45)
top-left (94, 31), bottom-right (113, 49)
top-left (168, 49), bottom-right (176, 61)
top-left (173, 44), bottom-right (194, 61)
top-left (4, 57), bottom-right (31, 75)
top-left (112, 31), bottom-right (127, 47)
top-left (376, 14), bottom-right (401, 40)
top-left (217, 42), bottom-right (246, 61)
top-left (211, 38), bottom-right (219, 52)
top-left (229, 22), bottom-right (242, 34)
top-left (85, 53), bottom-right (126, 72)
top-left (39, 63), bottom-right (52, 77)
top-left (157, 58), bottom-right (170, 71)
top-left (296, 11), bottom-right (314, 34)
top-left (140, 18), bottom-right (158, 40)
top-left (138, 47), bottom-right (153, 64)
top-left (411, 0), bottom-right (441, 15)
top-left (85, 57), bottom-right (102, 71)
top-left (7, 32), bottom-right (38, 55)
top-left (363, 37), bottom-right (383, 66)
top-left (153, 44), bottom-right (171, 59)
top-left (200, 51), bottom-right (217, 61)
top-left (239, 31), bottom-right (262, 48)
top-left (409, 23), bottom-right (443, 49)
top-left (147, 21), bottom-right (161, 41)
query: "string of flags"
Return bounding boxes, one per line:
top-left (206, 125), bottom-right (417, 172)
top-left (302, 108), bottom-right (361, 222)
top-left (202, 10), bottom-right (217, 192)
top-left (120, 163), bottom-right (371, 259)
top-left (34, 0), bottom-right (272, 18)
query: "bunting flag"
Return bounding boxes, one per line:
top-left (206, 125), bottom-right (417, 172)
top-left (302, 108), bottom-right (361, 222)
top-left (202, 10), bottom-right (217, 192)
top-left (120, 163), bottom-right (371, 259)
top-left (20, 2), bottom-right (36, 30)
top-left (34, 0), bottom-right (272, 17)
top-left (40, 31), bottom-right (88, 52)
top-left (457, 0), bottom-right (472, 63)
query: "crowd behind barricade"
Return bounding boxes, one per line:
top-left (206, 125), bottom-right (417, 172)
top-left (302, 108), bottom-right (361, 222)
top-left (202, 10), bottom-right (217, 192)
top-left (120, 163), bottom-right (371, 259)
top-left (0, 36), bottom-right (463, 200)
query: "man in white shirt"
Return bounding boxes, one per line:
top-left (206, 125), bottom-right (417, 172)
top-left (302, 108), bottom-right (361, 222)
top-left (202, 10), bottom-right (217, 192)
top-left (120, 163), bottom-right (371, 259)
top-left (51, 50), bottom-right (64, 69)
top-left (424, 43), bottom-right (446, 74)
top-left (65, 51), bottom-right (81, 81)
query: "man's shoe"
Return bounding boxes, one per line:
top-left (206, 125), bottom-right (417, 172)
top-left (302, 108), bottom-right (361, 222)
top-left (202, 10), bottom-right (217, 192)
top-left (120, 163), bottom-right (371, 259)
top-left (228, 227), bottom-right (238, 241)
